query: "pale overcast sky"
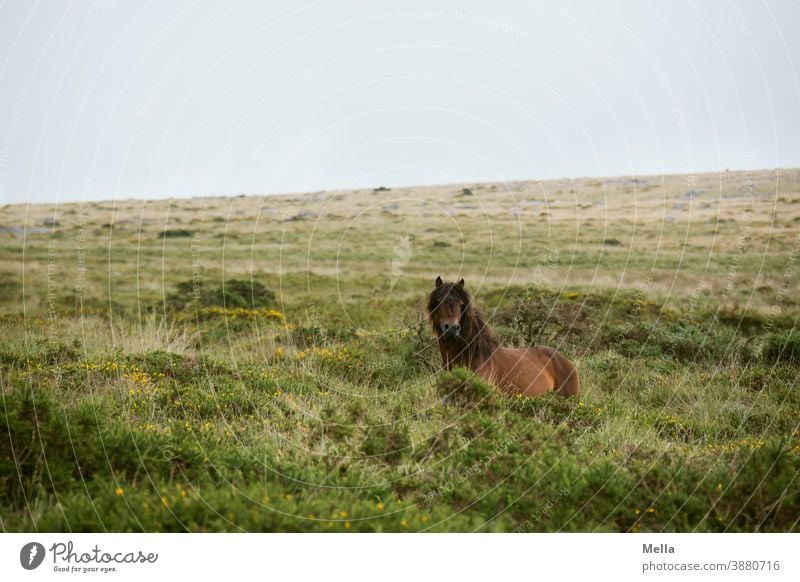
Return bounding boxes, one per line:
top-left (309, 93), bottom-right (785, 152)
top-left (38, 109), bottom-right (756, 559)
top-left (0, 0), bottom-right (798, 204)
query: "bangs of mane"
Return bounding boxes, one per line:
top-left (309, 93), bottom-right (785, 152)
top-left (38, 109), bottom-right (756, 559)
top-left (426, 282), bottom-right (471, 315)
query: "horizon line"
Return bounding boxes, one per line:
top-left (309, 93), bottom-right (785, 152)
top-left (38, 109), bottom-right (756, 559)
top-left (5, 164), bottom-right (797, 208)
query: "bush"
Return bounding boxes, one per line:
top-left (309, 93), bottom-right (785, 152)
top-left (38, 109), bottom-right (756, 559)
top-left (435, 367), bottom-right (499, 409)
top-left (761, 331), bottom-right (800, 365)
top-left (498, 289), bottom-right (595, 351)
top-left (0, 271), bottom-right (21, 303)
top-left (362, 424), bottom-right (411, 463)
top-left (0, 387), bottom-right (118, 507)
top-left (167, 278), bottom-right (275, 311)
top-left (600, 321), bottom-right (741, 364)
top-left (159, 229), bottom-right (193, 238)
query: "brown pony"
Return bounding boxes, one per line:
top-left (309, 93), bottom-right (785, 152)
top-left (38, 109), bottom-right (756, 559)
top-left (426, 277), bottom-right (579, 397)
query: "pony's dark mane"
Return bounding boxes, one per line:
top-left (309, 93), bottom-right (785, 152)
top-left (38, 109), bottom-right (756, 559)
top-left (427, 282), bottom-right (499, 367)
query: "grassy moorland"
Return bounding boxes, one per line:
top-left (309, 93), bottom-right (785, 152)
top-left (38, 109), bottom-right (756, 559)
top-left (1, 168), bottom-right (799, 532)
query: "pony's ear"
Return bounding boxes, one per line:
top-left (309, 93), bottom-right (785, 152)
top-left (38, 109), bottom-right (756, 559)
top-left (456, 278), bottom-right (465, 289)
top-left (435, 276), bottom-right (443, 288)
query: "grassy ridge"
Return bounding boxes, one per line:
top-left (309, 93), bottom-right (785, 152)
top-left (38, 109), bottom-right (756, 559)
top-left (1, 282), bottom-right (798, 532)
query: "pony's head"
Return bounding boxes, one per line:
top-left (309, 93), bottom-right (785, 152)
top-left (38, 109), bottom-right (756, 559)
top-left (427, 276), bottom-right (470, 340)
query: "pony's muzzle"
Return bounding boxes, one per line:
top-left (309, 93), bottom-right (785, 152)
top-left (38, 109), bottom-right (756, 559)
top-left (441, 322), bottom-right (461, 339)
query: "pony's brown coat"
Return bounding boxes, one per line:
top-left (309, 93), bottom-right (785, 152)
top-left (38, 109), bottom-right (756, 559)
top-left (427, 277), bottom-right (579, 397)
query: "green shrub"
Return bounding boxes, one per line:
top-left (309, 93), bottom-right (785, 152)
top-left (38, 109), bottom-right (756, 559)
top-left (167, 278), bottom-right (275, 311)
top-left (362, 424), bottom-right (411, 463)
top-left (159, 228), bottom-right (193, 238)
top-left (0, 271), bottom-right (21, 303)
top-left (435, 367), bottom-right (499, 409)
top-left (761, 331), bottom-right (800, 365)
